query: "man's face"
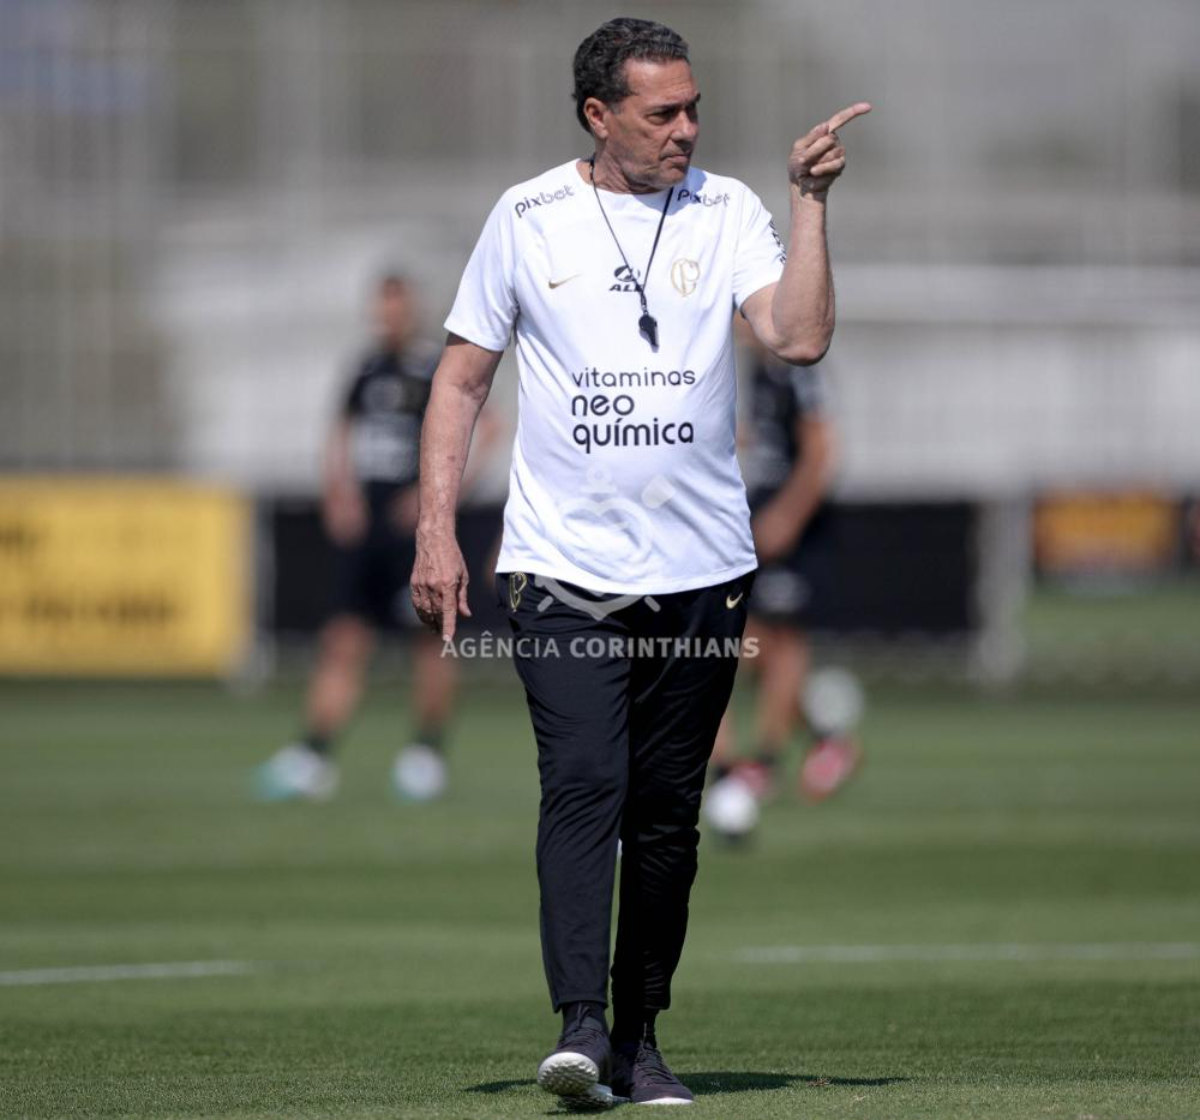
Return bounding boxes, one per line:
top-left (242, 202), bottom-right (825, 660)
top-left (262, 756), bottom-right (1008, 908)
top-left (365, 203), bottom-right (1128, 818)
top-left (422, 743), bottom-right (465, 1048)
top-left (592, 58), bottom-right (699, 190)
top-left (375, 282), bottom-right (417, 346)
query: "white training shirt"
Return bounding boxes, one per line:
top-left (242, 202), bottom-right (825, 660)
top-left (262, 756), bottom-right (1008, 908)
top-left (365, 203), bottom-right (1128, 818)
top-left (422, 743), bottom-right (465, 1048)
top-left (445, 159), bottom-right (786, 595)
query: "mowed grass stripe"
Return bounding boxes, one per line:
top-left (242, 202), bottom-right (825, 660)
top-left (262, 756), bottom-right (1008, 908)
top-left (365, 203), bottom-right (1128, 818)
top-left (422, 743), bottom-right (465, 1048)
top-left (0, 678), bottom-right (1197, 1118)
top-left (735, 942), bottom-right (1200, 964)
top-left (0, 960), bottom-right (257, 987)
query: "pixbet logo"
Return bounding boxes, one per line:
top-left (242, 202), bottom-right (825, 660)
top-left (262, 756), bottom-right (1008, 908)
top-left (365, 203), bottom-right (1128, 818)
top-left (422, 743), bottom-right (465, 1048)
top-left (534, 468), bottom-right (676, 619)
top-left (514, 184), bottom-right (575, 219)
top-left (676, 188), bottom-right (730, 207)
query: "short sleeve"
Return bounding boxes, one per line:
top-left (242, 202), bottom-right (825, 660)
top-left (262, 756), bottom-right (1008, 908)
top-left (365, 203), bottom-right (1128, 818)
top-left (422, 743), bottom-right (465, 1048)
top-left (733, 186), bottom-right (786, 311)
top-left (444, 195), bottom-right (519, 352)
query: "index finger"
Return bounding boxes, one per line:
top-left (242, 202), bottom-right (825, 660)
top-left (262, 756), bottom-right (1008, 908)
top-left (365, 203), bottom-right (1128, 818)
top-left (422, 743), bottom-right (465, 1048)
top-left (441, 596), bottom-right (458, 642)
top-left (825, 102), bottom-right (872, 131)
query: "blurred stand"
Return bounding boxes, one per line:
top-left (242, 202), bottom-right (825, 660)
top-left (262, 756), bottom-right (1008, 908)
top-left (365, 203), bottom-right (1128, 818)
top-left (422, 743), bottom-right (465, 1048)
top-left (1, 0), bottom-right (1197, 684)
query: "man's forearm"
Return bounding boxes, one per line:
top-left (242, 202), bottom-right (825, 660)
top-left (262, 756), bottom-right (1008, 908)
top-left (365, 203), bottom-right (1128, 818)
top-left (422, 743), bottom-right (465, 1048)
top-left (417, 376), bottom-right (488, 537)
top-left (410, 339), bottom-right (500, 638)
top-left (770, 191), bottom-right (834, 365)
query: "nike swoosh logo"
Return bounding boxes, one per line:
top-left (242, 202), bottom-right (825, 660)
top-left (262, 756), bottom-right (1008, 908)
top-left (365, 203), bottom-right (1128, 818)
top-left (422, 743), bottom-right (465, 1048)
top-left (726, 591), bottom-right (744, 609)
top-left (548, 274), bottom-right (580, 289)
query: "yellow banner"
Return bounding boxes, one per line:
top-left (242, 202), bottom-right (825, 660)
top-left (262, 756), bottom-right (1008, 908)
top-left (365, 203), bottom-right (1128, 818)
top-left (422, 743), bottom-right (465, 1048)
top-left (0, 478), bottom-right (252, 676)
top-left (1034, 492), bottom-right (1178, 574)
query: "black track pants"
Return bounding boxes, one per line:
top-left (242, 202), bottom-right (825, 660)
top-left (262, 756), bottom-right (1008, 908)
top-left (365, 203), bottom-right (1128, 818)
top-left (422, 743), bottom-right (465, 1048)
top-left (499, 570), bottom-right (753, 1014)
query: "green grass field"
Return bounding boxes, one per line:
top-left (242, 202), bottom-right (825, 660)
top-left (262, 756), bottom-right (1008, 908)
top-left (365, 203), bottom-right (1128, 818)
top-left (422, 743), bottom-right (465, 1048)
top-left (1, 674), bottom-right (1198, 1118)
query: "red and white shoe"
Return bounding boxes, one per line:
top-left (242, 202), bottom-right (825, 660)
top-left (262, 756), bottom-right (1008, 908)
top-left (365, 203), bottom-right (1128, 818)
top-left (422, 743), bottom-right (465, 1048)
top-left (730, 760), bottom-right (777, 802)
top-left (798, 737), bottom-right (863, 803)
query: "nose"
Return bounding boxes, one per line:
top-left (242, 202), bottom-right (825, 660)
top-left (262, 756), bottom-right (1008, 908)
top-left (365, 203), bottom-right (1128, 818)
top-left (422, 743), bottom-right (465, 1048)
top-left (673, 110), bottom-right (698, 146)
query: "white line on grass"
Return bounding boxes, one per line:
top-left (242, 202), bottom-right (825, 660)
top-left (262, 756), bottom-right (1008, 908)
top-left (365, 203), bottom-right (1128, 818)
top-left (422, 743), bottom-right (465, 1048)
top-left (0, 960), bottom-right (257, 987)
top-left (736, 943), bottom-right (1200, 965)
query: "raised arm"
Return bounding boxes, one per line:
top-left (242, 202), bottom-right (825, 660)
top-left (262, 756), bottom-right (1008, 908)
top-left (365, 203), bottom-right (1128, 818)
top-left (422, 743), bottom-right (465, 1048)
top-left (411, 335), bottom-right (504, 640)
top-left (742, 102), bottom-right (871, 365)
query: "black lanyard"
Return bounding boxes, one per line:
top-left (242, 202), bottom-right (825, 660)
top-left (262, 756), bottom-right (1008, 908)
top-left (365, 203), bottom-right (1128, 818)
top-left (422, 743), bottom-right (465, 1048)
top-left (589, 157), bottom-right (673, 349)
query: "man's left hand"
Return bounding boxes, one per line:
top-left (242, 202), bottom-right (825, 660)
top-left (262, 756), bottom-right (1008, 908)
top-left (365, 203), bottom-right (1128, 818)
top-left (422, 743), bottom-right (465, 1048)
top-left (411, 528), bottom-right (471, 641)
top-left (788, 102), bottom-right (872, 199)
top-left (752, 501), bottom-right (805, 565)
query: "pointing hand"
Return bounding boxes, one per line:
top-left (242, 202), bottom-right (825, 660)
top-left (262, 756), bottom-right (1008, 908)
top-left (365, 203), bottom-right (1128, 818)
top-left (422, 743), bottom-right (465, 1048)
top-left (788, 102), bottom-right (872, 199)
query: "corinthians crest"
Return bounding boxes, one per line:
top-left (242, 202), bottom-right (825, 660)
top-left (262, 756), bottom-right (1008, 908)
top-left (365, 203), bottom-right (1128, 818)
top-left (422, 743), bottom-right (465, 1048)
top-left (670, 258), bottom-right (700, 296)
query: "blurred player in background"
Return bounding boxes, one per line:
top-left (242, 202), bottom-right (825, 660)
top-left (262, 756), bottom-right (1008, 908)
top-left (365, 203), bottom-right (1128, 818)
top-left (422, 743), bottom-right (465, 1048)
top-left (257, 273), bottom-right (465, 803)
top-left (709, 325), bottom-right (862, 812)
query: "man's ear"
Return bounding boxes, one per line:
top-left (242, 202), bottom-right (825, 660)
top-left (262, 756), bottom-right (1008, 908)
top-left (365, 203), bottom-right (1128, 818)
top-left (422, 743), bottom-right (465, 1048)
top-left (583, 96), bottom-right (609, 141)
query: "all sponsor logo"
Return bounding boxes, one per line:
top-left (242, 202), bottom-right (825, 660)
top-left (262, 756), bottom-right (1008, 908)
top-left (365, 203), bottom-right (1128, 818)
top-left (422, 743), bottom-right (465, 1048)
top-left (609, 264), bottom-right (642, 294)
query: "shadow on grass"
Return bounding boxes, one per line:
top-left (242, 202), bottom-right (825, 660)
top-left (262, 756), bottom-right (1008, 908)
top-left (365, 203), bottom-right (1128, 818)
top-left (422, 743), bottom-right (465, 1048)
top-left (689, 1071), bottom-right (910, 1092)
top-left (467, 1080), bottom-right (537, 1094)
top-left (468, 1071), bottom-right (908, 1096)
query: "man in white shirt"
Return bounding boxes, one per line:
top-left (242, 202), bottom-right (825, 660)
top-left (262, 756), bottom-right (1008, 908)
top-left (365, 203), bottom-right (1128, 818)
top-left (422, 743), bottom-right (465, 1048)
top-left (412, 16), bottom-right (868, 1108)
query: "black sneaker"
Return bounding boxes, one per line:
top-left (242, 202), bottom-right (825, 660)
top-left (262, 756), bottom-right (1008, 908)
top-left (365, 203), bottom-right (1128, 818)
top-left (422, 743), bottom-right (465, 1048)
top-left (611, 1029), bottom-right (694, 1105)
top-left (536, 1006), bottom-right (621, 1110)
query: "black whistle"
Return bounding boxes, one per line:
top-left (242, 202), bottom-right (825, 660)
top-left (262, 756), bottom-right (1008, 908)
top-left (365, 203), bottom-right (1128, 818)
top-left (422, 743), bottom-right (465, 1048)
top-left (638, 312), bottom-right (659, 348)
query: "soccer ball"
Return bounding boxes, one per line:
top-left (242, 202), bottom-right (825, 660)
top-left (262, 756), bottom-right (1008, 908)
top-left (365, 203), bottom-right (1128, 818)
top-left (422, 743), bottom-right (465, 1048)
top-left (703, 776), bottom-right (760, 839)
